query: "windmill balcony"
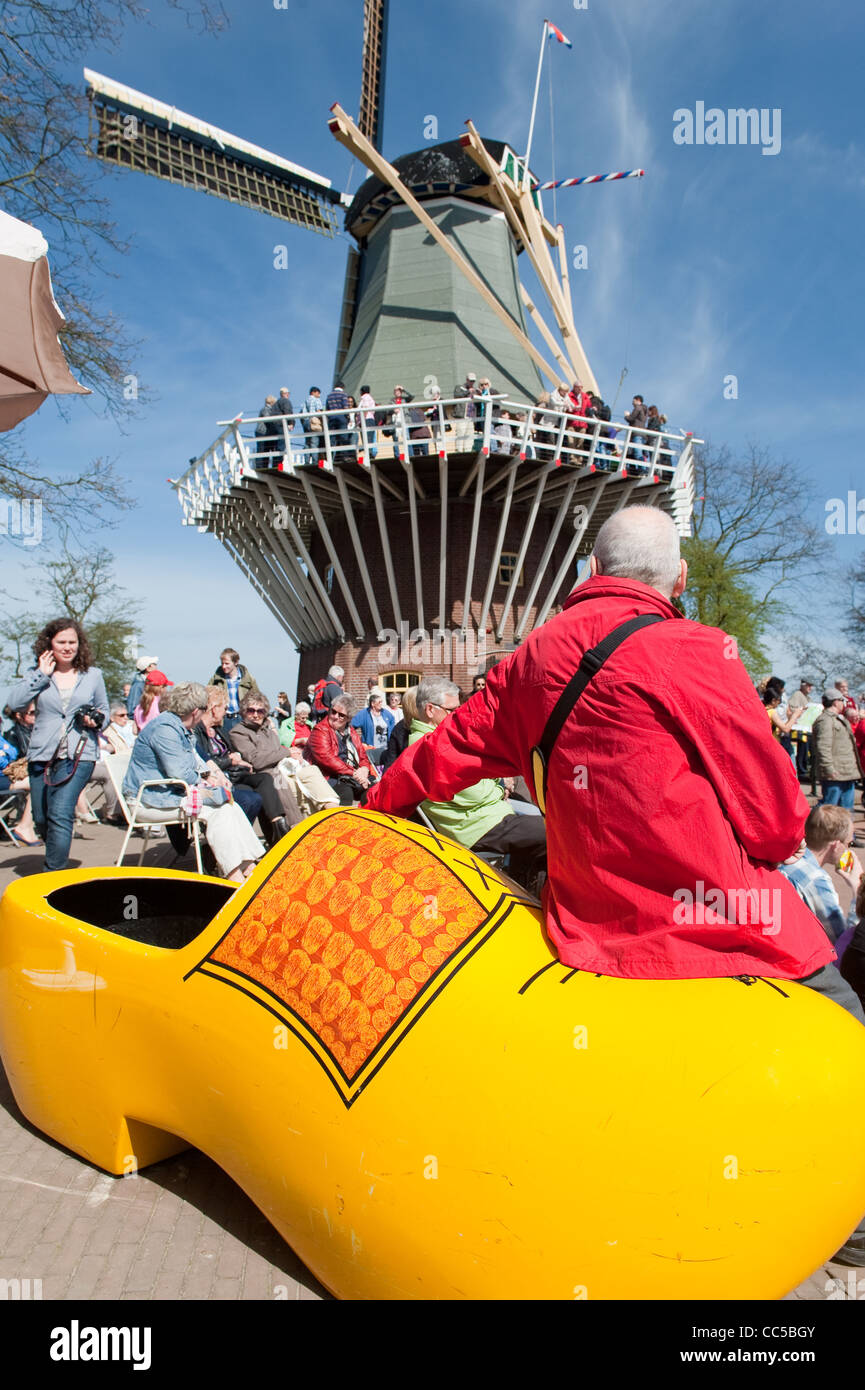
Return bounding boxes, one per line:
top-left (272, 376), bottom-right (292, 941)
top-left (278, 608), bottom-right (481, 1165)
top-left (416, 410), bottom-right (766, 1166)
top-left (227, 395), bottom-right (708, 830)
top-left (201, 396), bottom-right (697, 480)
top-left (172, 396), bottom-right (700, 657)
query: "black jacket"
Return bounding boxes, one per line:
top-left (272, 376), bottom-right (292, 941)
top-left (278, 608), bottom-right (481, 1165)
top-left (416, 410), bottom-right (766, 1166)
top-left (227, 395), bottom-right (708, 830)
top-left (380, 719), bottom-right (410, 772)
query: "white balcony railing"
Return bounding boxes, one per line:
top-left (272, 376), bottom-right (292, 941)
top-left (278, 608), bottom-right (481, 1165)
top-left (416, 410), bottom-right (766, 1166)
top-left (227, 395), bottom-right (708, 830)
top-left (195, 394), bottom-right (696, 479)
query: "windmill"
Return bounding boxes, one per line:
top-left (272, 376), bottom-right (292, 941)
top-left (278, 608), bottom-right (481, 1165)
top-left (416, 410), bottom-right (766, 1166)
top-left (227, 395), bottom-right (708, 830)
top-left (84, 3), bottom-right (698, 695)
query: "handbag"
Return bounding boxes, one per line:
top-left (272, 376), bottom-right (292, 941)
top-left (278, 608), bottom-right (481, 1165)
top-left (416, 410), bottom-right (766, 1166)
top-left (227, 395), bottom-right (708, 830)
top-left (530, 615), bottom-right (666, 814)
top-left (309, 415), bottom-right (323, 433)
top-left (5, 756), bottom-right (28, 782)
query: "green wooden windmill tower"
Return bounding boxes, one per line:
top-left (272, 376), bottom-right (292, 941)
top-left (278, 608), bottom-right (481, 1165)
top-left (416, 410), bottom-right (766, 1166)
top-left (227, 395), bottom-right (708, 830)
top-left (84, 1), bottom-right (697, 696)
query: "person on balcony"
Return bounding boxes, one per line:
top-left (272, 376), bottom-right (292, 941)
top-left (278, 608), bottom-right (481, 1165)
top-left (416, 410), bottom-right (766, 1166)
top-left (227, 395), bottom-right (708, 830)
top-left (255, 394), bottom-right (283, 468)
top-left (624, 393), bottom-right (649, 464)
top-left (301, 386), bottom-right (325, 459)
top-left (492, 408), bottom-right (515, 455)
top-left (451, 372), bottom-right (478, 451)
top-left (325, 380), bottom-right (351, 454)
top-left (274, 387), bottom-right (295, 463)
top-left (358, 384), bottom-right (378, 458)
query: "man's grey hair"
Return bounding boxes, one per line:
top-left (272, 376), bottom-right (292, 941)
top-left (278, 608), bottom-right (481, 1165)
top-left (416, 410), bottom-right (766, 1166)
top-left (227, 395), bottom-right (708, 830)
top-left (110, 701), bottom-right (127, 717)
top-left (328, 665), bottom-right (344, 681)
top-left (592, 505), bottom-right (681, 595)
top-left (162, 682), bottom-right (208, 718)
top-left (331, 693), bottom-right (355, 716)
top-left (416, 675), bottom-right (460, 712)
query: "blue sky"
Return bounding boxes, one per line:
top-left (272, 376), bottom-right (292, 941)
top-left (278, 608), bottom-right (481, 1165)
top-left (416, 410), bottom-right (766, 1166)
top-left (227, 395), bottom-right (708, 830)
top-left (3, 0), bottom-right (863, 700)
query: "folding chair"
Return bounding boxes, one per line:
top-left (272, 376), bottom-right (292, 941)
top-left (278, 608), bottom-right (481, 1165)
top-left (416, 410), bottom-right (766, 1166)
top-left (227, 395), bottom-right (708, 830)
top-left (105, 755), bottom-right (204, 873)
top-left (411, 803), bottom-right (506, 872)
top-left (0, 787), bottom-right (29, 845)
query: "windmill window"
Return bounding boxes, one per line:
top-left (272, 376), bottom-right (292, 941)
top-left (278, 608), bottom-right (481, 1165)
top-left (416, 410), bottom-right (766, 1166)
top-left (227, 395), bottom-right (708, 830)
top-left (498, 552), bottom-right (524, 587)
top-left (380, 672), bottom-right (420, 693)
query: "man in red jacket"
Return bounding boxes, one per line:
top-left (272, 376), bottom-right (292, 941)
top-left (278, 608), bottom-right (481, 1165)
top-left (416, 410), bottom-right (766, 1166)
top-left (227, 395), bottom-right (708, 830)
top-left (367, 506), bottom-right (856, 1008)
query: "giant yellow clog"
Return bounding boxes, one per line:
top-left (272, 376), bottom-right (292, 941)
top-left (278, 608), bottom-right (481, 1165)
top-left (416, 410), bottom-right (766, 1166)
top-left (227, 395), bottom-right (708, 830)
top-left (1, 807), bottom-right (864, 1300)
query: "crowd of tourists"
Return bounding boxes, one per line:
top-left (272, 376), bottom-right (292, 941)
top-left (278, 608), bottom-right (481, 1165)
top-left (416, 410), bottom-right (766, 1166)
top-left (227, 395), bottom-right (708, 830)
top-left (250, 373), bottom-right (674, 473)
top-left (4, 507), bottom-right (865, 1264)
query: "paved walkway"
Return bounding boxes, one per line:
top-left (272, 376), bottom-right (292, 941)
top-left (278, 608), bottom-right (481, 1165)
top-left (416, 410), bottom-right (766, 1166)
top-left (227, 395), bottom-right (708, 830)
top-left (0, 812), bottom-right (862, 1300)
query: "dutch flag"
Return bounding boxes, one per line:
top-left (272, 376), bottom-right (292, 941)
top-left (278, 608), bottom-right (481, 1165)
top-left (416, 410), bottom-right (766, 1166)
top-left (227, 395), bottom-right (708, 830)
top-left (546, 20), bottom-right (573, 47)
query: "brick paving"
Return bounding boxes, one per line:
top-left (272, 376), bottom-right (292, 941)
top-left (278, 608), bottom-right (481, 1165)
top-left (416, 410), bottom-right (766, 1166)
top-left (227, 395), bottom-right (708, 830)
top-left (0, 808), bottom-right (862, 1300)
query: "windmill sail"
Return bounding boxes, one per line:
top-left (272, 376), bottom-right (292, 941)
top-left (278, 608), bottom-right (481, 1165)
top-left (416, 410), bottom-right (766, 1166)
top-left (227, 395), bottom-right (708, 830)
top-left (359, 0), bottom-right (389, 150)
top-left (335, 0), bottom-right (390, 377)
top-left (84, 69), bottom-right (345, 236)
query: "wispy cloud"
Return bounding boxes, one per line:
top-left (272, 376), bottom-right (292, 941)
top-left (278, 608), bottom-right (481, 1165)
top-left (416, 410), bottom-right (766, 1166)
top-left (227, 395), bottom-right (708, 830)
top-left (786, 132), bottom-right (865, 195)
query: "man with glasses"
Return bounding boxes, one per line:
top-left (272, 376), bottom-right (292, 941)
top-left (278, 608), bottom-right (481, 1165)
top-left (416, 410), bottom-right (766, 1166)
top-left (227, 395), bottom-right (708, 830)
top-left (305, 694), bottom-right (374, 805)
top-left (378, 675), bottom-right (546, 887)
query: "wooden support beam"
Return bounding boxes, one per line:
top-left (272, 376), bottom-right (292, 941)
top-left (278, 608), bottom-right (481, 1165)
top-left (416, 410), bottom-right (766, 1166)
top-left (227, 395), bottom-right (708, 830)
top-left (370, 465), bottom-right (402, 632)
top-left (534, 476), bottom-right (626, 628)
top-left (516, 185), bottom-right (597, 393)
top-left (438, 456), bottom-right (448, 627)
top-left (334, 469), bottom-right (384, 636)
top-left (494, 466), bottom-right (552, 641)
top-left (555, 223), bottom-right (577, 337)
top-left (400, 457), bottom-right (425, 633)
top-left (328, 104), bottom-right (562, 389)
top-left (260, 475), bottom-right (346, 640)
top-left (461, 454), bottom-right (486, 637)
top-left (464, 122), bottom-right (585, 388)
top-left (514, 475), bottom-right (580, 640)
top-left (243, 487), bottom-right (328, 644)
top-left (478, 457), bottom-right (520, 635)
top-left (519, 283), bottom-right (573, 382)
top-left (298, 473), bottom-right (366, 639)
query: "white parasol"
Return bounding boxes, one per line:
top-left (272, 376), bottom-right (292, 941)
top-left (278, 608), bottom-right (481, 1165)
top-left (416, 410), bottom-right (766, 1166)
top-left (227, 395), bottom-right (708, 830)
top-left (0, 207), bottom-right (90, 431)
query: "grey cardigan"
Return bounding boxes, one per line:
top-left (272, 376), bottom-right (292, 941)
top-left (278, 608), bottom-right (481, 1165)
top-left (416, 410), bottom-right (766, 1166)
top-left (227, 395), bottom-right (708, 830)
top-left (7, 666), bottom-right (110, 763)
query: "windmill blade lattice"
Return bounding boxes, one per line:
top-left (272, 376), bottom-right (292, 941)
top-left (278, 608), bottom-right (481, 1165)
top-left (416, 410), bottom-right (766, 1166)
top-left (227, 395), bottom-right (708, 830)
top-left (84, 69), bottom-right (344, 237)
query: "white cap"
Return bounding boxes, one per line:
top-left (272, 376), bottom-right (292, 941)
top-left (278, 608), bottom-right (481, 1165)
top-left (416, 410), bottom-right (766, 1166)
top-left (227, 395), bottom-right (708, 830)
top-left (136, 655), bottom-right (158, 672)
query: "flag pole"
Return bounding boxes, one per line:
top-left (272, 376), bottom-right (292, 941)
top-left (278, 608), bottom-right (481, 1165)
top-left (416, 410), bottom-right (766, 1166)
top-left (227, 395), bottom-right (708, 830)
top-left (522, 20), bottom-right (548, 190)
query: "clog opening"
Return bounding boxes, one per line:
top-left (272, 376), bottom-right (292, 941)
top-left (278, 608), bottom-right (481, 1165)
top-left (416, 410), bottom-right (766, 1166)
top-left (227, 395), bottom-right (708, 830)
top-left (45, 878), bottom-right (234, 948)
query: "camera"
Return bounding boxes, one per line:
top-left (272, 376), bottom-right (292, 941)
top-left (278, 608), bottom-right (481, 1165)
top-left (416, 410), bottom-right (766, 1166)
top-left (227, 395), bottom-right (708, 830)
top-left (75, 703), bottom-right (105, 732)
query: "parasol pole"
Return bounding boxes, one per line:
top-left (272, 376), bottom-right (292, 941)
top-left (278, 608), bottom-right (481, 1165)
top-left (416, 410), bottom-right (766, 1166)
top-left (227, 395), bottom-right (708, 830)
top-left (522, 20), bottom-right (548, 191)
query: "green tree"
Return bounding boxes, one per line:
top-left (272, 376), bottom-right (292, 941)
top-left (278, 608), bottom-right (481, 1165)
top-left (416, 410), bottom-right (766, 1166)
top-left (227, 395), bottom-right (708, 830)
top-left (681, 442), bottom-right (828, 675)
top-left (783, 631), bottom-right (865, 693)
top-left (1, 543), bottom-right (140, 697)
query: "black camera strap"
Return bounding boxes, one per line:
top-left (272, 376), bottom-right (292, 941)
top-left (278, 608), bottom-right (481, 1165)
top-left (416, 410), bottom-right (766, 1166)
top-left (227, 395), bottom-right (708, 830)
top-left (530, 613), bottom-right (667, 814)
top-left (44, 728), bottom-right (90, 787)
